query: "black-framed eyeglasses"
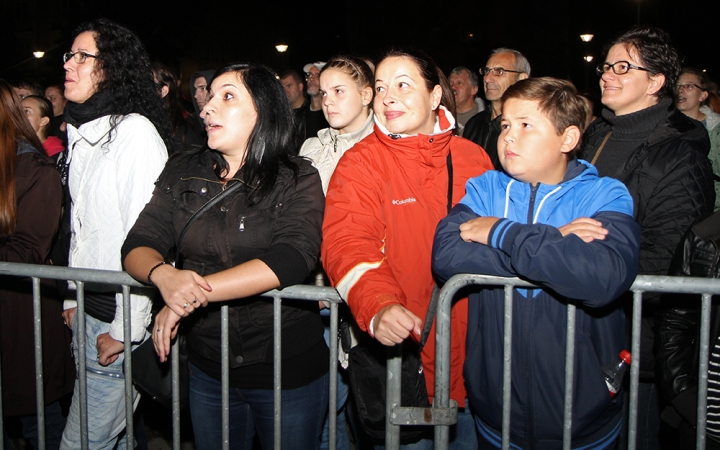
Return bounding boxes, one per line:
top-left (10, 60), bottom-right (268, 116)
top-left (596, 61), bottom-right (650, 77)
top-left (479, 67), bottom-right (524, 77)
top-left (675, 83), bottom-right (705, 92)
top-left (63, 51), bottom-right (98, 64)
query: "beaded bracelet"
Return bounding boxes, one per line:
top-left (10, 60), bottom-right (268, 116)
top-left (147, 261), bottom-right (167, 286)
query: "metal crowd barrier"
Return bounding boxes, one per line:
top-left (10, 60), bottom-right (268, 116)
top-left (1, 261), bottom-right (720, 450)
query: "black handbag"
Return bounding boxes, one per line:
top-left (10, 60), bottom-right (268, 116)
top-left (127, 180), bottom-right (243, 409)
top-left (347, 285), bottom-right (440, 444)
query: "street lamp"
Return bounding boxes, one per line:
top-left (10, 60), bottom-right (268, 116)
top-left (580, 34), bottom-right (595, 90)
top-left (33, 51), bottom-right (45, 58)
top-left (275, 44), bottom-right (288, 53)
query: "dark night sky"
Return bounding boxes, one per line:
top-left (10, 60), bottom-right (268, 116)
top-left (3, 0), bottom-right (719, 97)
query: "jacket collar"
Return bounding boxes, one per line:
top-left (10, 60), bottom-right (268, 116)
top-left (371, 106), bottom-right (456, 168)
top-left (317, 112), bottom-right (374, 146)
top-left (373, 105), bottom-right (456, 138)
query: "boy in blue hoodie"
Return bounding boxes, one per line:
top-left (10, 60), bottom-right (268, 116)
top-left (432, 77), bottom-right (641, 449)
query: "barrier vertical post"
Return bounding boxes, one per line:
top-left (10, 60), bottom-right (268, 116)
top-left (434, 282), bottom-right (453, 450)
top-left (328, 301), bottom-right (338, 450)
top-left (386, 345), bottom-right (402, 450)
top-left (76, 281), bottom-right (89, 450)
top-left (122, 285), bottom-right (133, 450)
top-left (273, 295), bottom-right (282, 450)
top-left (501, 284), bottom-right (514, 450)
top-left (32, 278), bottom-right (46, 450)
top-left (697, 292), bottom-right (712, 450)
top-left (221, 305), bottom-right (230, 450)
top-left (172, 337), bottom-right (180, 450)
top-left (562, 303), bottom-right (576, 450)
top-left (628, 290), bottom-right (643, 450)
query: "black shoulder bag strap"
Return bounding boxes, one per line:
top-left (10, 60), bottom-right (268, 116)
top-left (419, 152), bottom-right (453, 351)
top-left (175, 181), bottom-right (243, 266)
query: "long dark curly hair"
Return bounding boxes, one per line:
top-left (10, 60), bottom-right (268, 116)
top-left (73, 18), bottom-right (176, 154)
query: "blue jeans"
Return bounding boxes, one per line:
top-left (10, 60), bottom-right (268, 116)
top-left (374, 399), bottom-right (478, 450)
top-left (188, 363), bottom-right (328, 450)
top-left (60, 314), bottom-right (145, 450)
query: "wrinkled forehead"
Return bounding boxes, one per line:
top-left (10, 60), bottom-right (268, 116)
top-left (486, 52), bottom-right (517, 70)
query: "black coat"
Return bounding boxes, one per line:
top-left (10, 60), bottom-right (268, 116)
top-left (656, 210), bottom-right (720, 428)
top-left (122, 150), bottom-right (328, 389)
top-left (579, 103), bottom-right (715, 378)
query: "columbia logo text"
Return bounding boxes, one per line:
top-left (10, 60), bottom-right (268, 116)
top-left (392, 197), bottom-right (417, 206)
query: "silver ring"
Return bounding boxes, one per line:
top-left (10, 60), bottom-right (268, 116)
top-left (182, 302), bottom-right (189, 309)
top-left (192, 298), bottom-right (198, 304)
top-left (157, 329), bottom-right (163, 333)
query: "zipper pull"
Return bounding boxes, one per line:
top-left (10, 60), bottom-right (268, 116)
top-left (239, 217), bottom-right (245, 231)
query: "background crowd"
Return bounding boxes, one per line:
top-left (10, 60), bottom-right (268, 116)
top-left (1, 12), bottom-right (720, 450)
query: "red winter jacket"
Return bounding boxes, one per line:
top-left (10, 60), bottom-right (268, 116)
top-left (322, 108), bottom-right (493, 403)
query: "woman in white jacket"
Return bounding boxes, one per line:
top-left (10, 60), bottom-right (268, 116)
top-left (59, 18), bottom-right (172, 449)
top-left (300, 55), bottom-right (374, 194)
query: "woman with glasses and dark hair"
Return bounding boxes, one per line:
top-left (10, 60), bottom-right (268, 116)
top-left (579, 26), bottom-right (715, 449)
top-left (58, 18), bottom-right (171, 449)
top-left (122, 63), bottom-right (327, 450)
top-left (0, 79), bottom-right (73, 450)
top-left (321, 49), bottom-right (493, 449)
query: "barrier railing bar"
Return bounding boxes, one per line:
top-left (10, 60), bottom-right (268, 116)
top-left (32, 277), bottom-right (46, 450)
top-left (273, 295), bottom-right (282, 450)
top-left (697, 293), bottom-right (712, 450)
top-left (328, 300), bottom-right (338, 450)
top-left (502, 283), bottom-right (514, 450)
top-left (221, 304), bottom-right (230, 450)
top-left (76, 281), bottom-right (88, 450)
top-left (628, 290), bottom-right (643, 450)
top-left (563, 303), bottom-right (576, 450)
top-left (8, 260), bottom-right (720, 450)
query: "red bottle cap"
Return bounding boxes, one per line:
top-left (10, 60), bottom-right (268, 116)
top-left (619, 350), bottom-right (632, 365)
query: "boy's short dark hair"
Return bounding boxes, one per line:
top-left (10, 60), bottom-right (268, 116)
top-left (502, 77), bottom-right (589, 156)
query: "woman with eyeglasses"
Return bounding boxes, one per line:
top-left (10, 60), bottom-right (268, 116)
top-left (0, 79), bottom-right (73, 450)
top-left (58, 18), bottom-right (172, 449)
top-left (579, 26), bottom-right (714, 449)
top-left (675, 67), bottom-right (720, 210)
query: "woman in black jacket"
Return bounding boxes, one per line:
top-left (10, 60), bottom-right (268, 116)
top-left (579, 26), bottom-right (715, 449)
top-left (122, 63), bottom-right (328, 450)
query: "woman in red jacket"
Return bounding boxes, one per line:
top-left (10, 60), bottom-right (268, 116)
top-left (321, 49), bottom-right (493, 448)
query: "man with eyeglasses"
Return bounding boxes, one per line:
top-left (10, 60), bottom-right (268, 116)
top-left (302, 61), bottom-right (329, 142)
top-left (464, 48), bottom-right (530, 169)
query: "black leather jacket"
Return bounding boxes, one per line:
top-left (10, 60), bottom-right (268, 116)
top-left (656, 211), bottom-right (720, 428)
top-left (580, 102), bottom-right (715, 378)
top-left (122, 150), bottom-right (326, 386)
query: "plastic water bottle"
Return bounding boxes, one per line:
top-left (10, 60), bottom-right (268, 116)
top-left (602, 350), bottom-right (632, 397)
